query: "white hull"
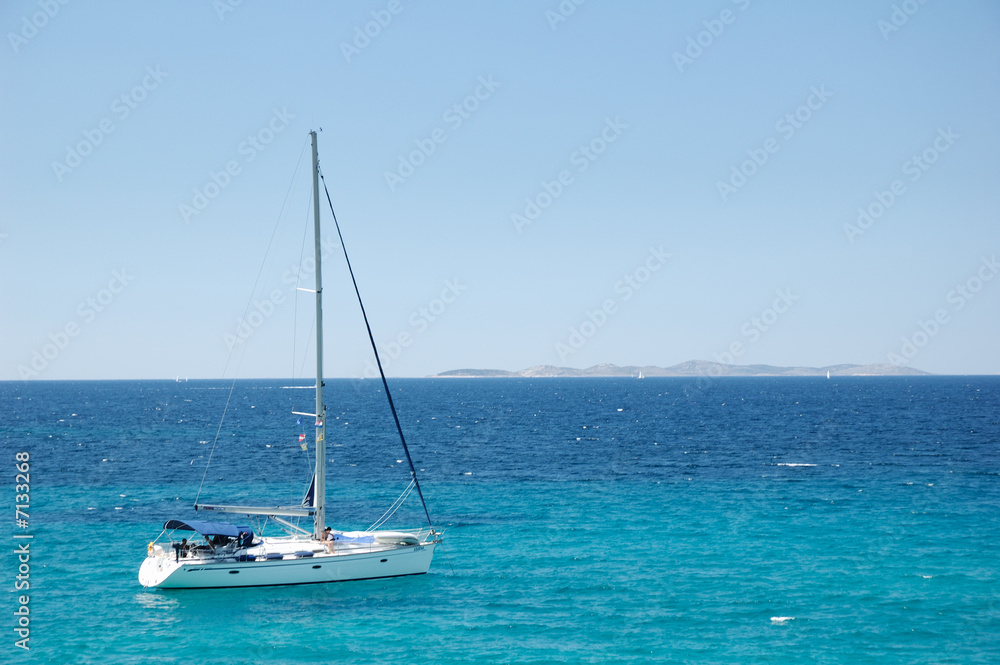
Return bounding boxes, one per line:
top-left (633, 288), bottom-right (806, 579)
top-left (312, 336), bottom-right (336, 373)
top-left (140, 537), bottom-right (436, 589)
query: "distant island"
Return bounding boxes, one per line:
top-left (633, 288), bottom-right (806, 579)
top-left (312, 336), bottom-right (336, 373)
top-left (433, 361), bottom-right (930, 378)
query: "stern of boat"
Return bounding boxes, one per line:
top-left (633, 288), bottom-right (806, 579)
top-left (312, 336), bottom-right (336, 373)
top-left (139, 545), bottom-right (183, 588)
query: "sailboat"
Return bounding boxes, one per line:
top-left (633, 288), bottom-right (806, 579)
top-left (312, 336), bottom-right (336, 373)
top-left (139, 131), bottom-right (440, 589)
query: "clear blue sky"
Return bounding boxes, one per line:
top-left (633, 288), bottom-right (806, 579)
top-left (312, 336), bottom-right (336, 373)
top-left (2, 1), bottom-right (998, 380)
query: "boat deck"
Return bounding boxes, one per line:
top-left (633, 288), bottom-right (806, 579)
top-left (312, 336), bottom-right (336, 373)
top-left (148, 529), bottom-right (431, 565)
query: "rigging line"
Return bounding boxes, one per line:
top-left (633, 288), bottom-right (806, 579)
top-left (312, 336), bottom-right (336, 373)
top-left (368, 480), bottom-right (416, 531)
top-left (292, 191), bottom-right (314, 381)
top-left (299, 407), bottom-right (314, 481)
top-left (194, 138), bottom-right (310, 506)
top-left (297, 317), bottom-right (317, 385)
top-left (368, 480), bottom-right (413, 531)
top-left (194, 375), bottom-right (239, 505)
top-left (318, 166), bottom-right (434, 528)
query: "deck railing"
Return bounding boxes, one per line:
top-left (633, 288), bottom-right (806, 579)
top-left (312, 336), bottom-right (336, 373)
top-left (151, 527), bottom-right (437, 563)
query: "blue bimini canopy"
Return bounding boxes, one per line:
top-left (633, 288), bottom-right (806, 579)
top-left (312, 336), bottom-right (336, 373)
top-left (164, 519), bottom-right (252, 538)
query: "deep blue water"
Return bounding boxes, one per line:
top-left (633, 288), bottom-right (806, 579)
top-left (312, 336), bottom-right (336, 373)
top-left (1, 376), bottom-right (998, 663)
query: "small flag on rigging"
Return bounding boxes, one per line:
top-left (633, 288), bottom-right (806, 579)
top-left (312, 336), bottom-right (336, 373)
top-left (315, 419), bottom-right (324, 427)
top-left (298, 434), bottom-right (306, 442)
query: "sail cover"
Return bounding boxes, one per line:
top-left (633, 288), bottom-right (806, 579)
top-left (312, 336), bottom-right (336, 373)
top-left (301, 474), bottom-right (315, 507)
top-left (164, 519), bottom-right (252, 538)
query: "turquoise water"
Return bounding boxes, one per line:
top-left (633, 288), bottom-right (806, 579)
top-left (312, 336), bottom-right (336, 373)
top-left (2, 377), bottom-right (998, 663)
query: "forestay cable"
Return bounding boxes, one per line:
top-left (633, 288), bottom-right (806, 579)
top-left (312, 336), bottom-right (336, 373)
top-left (318, 166), bottom-right (434, 528)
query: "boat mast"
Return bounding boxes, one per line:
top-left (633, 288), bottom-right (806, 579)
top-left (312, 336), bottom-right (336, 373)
top-left (311, 130), bottom-right (326, 540)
